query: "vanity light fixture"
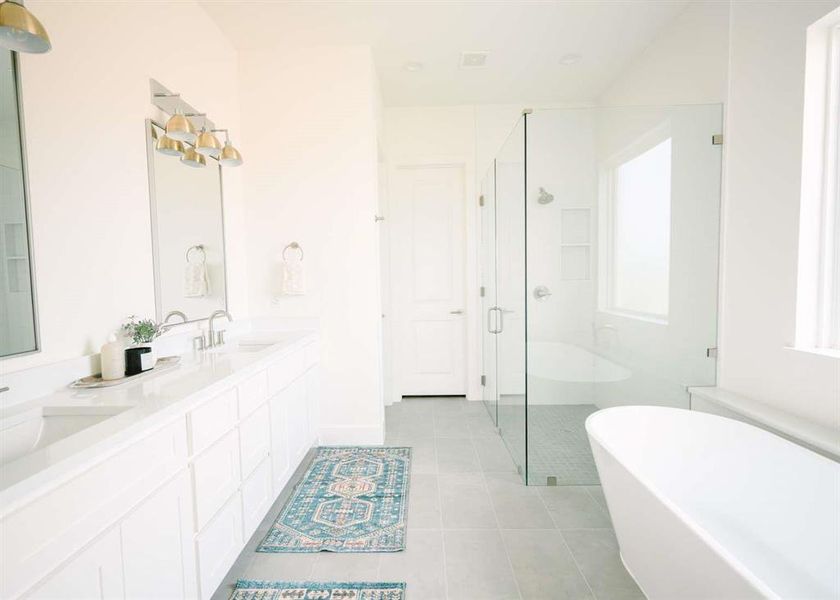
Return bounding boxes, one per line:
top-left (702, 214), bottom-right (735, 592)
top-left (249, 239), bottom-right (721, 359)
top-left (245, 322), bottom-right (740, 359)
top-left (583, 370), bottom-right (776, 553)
top-left (156, 135), bottom-right (185, 157)
top-left (214, 129), bottom-right (243, 167)
top-left (180, 146), bottom-right (206, 168)
top-left (165, 108), bottom-right (197, 144)
top-left (0, 0), bottom-right (51, 53)
top-left (195, 127), bottom-right (222, 158)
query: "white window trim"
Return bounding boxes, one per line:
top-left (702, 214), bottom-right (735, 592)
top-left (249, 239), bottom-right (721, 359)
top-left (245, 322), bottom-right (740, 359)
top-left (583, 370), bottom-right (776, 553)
top-left (796, 9), bottom-right (840, 352)
top-left (598, 121), bottom-right (672, 324)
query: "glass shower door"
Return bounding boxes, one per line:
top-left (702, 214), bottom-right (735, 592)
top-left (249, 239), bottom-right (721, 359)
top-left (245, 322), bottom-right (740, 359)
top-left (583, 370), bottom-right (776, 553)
top-left (480, 163), bottom-right (498, 425)
top-left (495, 117), bottom-right (528, 479)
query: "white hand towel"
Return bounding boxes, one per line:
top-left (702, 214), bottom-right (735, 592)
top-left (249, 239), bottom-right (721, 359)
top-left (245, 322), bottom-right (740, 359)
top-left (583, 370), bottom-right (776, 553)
top-left (184, 262), bottom-right (210, 297)
top-left (281, 258), bottom-right (305, 295)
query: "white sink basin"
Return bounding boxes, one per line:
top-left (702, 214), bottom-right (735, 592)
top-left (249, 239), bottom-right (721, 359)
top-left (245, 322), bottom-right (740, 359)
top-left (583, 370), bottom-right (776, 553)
top-left (209, 340), bottom-right (274, 354)
top-left (0, 406), bottom-right (131, 466)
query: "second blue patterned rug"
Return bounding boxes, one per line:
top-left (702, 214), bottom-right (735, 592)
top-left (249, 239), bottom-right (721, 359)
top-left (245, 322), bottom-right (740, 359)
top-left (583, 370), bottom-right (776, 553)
top-left (258, 446), bottom-right (410, 553)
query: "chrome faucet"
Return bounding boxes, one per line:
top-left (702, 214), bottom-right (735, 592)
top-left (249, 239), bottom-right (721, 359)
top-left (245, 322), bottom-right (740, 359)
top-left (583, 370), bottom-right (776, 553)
top-left (207, 310), bottom-right (233, 348)
top-left (159, 310), bottom-right (188, 333)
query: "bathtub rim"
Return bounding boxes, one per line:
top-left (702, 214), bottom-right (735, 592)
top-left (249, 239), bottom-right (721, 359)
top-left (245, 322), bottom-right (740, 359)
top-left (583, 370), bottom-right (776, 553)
top-left (585, 405), bottom-right (804, 600)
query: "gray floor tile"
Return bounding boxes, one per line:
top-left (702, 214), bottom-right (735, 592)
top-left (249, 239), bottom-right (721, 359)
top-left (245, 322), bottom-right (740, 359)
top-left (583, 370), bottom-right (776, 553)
top-left (467, 414), bottom-right (500, 438)
top-left (562, 529), bottom-right (645, 600)
top-left (379, 530), bottom-right (446, 599)
top-left (436, 437), bottom-right (481, 473)
top-left (443, 529), bottom-right (521, 600)
top-left (434, 413), bottom-right (471, 438)
top-left (474, 436), bottom-right (518, 472)
top-left (501, 529), bottom-right (594, 600)
top-left (309, 552), bottom-right (381, 581)
top-left (485, 472), bottom-right (555, 529)
top-left (241, 551), bottom-right (317, 581)
top-left (439, 473), bottom-right (498, 529)
top-left (407, 473), bottom-right (442, 528)
top-left (538, 487), bottom-right (612, 529)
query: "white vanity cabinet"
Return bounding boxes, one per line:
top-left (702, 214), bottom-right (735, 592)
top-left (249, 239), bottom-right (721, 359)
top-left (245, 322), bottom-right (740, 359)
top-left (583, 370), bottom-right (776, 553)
top-left (4, 335), bottom-right (320, 600)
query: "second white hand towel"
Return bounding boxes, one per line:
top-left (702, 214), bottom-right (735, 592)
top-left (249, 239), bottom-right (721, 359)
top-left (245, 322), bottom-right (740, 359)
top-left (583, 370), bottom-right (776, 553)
top-left (281, 255), bottom-right (305, 295)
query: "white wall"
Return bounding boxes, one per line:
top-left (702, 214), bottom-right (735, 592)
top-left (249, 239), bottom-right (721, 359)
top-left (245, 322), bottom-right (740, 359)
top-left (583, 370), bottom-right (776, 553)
top-left (598, 0), bottom-right (730, 107)
top-left (719, 0), bottom-right (840, 428)
top-left (2, 0), bottom-right (245, 373)
top-left (238, 46), bottom-right (383, 443)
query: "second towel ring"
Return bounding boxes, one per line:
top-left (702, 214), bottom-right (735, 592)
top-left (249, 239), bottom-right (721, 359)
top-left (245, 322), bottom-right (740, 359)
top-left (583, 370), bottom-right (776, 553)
top-left (283, 241), bottom-right (304, 262)
top-left (186, 244), bottom-right (206, 263)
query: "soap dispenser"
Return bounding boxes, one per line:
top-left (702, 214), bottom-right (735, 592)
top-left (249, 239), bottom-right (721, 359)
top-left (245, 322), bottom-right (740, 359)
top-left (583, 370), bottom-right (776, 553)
top-left (100, 333), bottom-right (125, 381)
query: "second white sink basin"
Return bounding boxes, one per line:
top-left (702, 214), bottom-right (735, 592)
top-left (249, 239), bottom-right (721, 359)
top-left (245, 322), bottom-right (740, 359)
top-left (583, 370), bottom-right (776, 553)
top-left (0, 405), bottom-right (132, 466)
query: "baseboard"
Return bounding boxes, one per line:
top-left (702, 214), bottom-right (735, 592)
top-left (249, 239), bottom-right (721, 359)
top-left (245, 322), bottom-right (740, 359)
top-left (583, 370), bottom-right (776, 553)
top-left (318, 424), bottom-right (384, 445)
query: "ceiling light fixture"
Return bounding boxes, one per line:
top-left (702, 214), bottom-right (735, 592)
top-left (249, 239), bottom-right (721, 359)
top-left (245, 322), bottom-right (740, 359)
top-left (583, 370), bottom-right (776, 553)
top-left (460, 51), bottom-right (489, 69)
top-left (403, 61), bottom-right (424, 72)
top-left (559, 53), bottom-right (582, 66)
top-left (0, 0), bottom-right (51, 53)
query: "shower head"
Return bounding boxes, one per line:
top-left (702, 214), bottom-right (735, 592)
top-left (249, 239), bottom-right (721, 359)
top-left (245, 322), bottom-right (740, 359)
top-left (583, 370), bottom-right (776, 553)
top-left (538, 187), bottom-right (554, 204)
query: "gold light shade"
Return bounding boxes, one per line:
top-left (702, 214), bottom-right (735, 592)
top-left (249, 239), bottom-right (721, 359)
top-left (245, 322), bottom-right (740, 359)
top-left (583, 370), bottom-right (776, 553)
top-left (0, 0), bottom-right (51, 54)
top-left (156, 135), bottom-right (184, 157)
top-left (180, 147), bottom-right (206, 168)
top-left (195, 129), bottom-right (222, 158)
top-left (165, 110), bottom-right (197, 143)
top-left (219, 140), bottom-right (243, 167)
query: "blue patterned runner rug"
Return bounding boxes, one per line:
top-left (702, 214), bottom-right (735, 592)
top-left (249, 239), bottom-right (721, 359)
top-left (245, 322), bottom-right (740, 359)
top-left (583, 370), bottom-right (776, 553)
top-left (258, 446), bottom-right (411, 553)
top-left (229, 580), bottom-right (406, 599)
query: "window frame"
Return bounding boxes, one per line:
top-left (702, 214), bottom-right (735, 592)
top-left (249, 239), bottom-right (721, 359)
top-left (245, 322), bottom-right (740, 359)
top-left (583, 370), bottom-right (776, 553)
top-left (796, 10), bottom-right (840, 354)
top-left (598, 121), bottom-right (672, 325)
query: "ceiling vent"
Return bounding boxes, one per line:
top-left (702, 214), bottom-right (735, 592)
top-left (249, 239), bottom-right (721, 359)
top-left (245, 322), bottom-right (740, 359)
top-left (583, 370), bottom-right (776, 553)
top-left (460, 51), bottom-right (489, 69)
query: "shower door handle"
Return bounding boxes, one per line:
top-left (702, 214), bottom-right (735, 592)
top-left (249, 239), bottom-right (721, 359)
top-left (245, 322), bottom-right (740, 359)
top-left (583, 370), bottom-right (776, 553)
top-left (487, 307), bottom-right (502, 334)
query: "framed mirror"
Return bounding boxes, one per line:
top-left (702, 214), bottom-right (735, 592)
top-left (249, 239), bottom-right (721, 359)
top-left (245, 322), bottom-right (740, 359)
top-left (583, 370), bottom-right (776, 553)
top-left (145, 120), bottom-right (227, 323)
top-left (0, 50), bottom-right (39, 358)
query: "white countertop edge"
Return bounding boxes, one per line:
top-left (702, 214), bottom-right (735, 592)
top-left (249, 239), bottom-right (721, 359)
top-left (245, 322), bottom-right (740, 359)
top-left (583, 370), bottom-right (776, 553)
top-left (688, 386), bottom-right (840, 461)
top-left (0, 330), bottom-right (318, 513)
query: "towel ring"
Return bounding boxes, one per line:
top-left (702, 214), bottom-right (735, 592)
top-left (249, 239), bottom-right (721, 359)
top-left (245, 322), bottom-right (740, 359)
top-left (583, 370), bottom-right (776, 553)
top-left (186, 244), bottom-right (206, 263)
top-left (282, 241), bottom-right (304, 262)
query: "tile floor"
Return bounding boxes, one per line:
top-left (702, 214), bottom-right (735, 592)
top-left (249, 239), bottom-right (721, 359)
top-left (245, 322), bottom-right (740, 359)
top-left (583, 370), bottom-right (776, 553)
top-left (213, 397), bottom-right (645, 600)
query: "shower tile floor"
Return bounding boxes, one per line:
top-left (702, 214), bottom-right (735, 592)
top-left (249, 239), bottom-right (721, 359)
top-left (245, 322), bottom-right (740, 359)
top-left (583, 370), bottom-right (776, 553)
top-left (496, 402), bottom-right (601, 486)
top-left (213, 397), bottom-right (644, 600)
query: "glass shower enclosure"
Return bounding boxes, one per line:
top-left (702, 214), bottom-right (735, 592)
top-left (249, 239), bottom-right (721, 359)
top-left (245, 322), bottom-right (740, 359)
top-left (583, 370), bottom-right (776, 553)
top-left (480, 105), bottom-right (723, 485)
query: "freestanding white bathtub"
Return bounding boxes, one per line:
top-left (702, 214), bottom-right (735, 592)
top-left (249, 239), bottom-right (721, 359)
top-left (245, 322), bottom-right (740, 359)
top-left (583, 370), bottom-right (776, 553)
top-left (586, 406), bottom-right (840, 600)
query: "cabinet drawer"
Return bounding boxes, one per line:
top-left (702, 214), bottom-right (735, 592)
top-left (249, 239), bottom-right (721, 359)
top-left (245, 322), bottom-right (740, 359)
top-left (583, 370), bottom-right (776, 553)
top-left (241, 458), bottom-right (272, 539)
top-left (267, 350), bottom-right (306, 395)
top-left (189, 389), bottom-right (237, 456)
top-left (192, 429), bottom-right (241, 531)
top-left (2, 419), bottom-right (187, 599)
top-left (239, 404), bottom-right (270, 478)
top-left (196, 493), bottom-right (243, 600)
top-left (238, 371), bottom-right (268, 419)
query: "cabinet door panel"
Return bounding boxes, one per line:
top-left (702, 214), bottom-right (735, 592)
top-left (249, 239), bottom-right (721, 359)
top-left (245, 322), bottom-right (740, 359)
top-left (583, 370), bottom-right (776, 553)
top-left (192, 429), bottom-right (241, 531)
top-left (239, 404), bottom-right (270, 478)
top-left (26, 528), bottom-right (123, 599)
top-left (268, 390), bottom-right (290, 494)
top-left (121, 471), bottom-right (197, 599)
top-left (196, 493), bottom-right (243, 600)
top-left (241, 457), bottom-right (272, 538)
top-left (284, 379), bottom-right (309, 467)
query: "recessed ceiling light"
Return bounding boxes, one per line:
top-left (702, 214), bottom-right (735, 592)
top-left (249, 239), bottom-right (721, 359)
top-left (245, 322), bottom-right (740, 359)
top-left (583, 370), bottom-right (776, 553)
top-left (460, 51), bottom-right (489, 69)
top-left (403, 61), bottom-right (424, 72)
top-left (559, 53), bottom-right (582, 66)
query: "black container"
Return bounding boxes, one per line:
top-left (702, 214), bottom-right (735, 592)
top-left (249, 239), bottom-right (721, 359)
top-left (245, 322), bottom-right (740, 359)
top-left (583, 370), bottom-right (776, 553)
top-left (125, 346), bottom-right (154, 376)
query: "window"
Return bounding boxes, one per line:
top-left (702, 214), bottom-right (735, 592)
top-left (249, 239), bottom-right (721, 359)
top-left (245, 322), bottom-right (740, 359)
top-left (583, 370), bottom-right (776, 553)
top-left (796, 8), bottom-right (840, 353)
top-left (601, 128), bottom-right (672, 322)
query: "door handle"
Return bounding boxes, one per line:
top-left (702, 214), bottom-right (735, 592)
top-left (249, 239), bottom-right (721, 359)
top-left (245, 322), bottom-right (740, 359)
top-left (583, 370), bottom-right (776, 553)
top-left (450, 309), bottom-right (464, 315)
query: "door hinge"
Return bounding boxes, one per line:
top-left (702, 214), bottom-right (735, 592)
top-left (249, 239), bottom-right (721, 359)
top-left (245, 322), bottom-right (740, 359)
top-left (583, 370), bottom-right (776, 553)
top-left (480, 375), bottom-right (486, 386)
top-left (712, 134), bottom-right (723, 146)
top-left (480, 286), bottom-right (485, 297)
top-left (706, 347), bottom-right (718, 358)
top-left (479, 194), bottom-right (485, 207)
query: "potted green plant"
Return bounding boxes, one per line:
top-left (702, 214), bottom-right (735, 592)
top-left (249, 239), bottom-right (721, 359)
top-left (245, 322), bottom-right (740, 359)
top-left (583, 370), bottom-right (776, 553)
top-left (122, 315), bottom-right (162, 369)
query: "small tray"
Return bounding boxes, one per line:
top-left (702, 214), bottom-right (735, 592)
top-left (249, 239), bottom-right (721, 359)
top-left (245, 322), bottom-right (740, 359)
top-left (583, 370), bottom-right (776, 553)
top-left (70, 356), bottom-right (181, 389)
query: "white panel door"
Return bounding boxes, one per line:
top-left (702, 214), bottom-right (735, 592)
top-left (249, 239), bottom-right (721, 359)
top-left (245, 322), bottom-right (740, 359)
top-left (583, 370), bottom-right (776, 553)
top-left (391, 164), bottom-right (466, 396)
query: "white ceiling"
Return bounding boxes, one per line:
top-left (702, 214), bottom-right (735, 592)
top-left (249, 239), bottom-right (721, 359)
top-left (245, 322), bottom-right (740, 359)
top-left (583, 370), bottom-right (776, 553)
top-left (200, 1), bottom-right (690, 107)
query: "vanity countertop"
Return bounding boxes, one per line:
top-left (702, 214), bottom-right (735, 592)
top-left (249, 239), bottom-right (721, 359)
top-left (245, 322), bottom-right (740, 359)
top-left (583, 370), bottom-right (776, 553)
top-left (0, 330), bottom-right (317, 512)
